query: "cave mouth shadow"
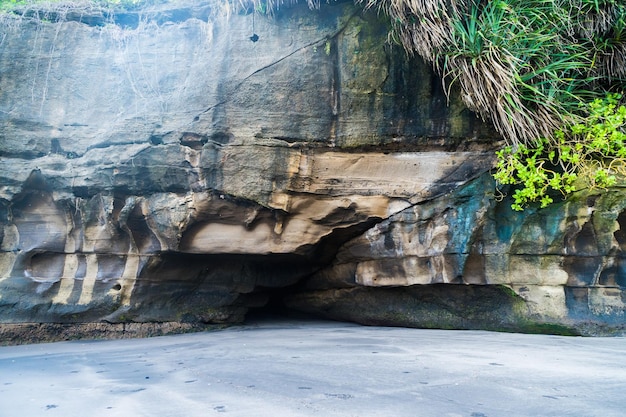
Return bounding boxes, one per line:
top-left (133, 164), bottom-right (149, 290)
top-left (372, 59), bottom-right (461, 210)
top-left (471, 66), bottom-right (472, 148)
top-left (243, 285), bottom-right (325, 324)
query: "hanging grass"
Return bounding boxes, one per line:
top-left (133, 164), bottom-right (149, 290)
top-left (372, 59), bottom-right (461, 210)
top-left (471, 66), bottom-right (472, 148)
top-left (362, 0), bottom-right (626, 148)
top-left (355, 0), bottom-right (626, 209)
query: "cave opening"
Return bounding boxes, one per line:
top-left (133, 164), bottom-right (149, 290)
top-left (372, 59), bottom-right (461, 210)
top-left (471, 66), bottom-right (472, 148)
top-left (239, 219), bottom-right (384, 323)
top-left (243, 284), bottom-right (317, 323)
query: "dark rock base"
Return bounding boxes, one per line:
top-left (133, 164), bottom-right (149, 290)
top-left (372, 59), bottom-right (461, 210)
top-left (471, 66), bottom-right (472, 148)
top-left (285, 285), bottom-right (626, 336)
top-left (0, 322), bottom-right (225, 346)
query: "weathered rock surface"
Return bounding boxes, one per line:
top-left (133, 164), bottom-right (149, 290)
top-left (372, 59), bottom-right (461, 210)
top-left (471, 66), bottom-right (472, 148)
top-left (0, 0), bottom-right (624, 337)
top-left (288, 175), bottom-right (626, 334)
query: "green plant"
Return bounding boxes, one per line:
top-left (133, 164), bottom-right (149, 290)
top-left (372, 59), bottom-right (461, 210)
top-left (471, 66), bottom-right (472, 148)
top-left (494, 93), bottom-right (626, 210)
top-left (358, 0), bottom-right (626, 209)
top-left (362, 0), bottom-right (626, 148)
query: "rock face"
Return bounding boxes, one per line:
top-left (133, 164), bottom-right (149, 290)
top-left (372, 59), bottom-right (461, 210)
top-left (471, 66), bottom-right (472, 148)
top-left (287, 175), bottom-right (626, 335)
top-left (0, 0), bottom-right (624, 337)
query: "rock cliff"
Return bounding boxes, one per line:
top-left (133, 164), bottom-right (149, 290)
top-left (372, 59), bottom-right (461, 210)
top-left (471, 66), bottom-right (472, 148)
top-left (0, 0), bottom-right (624, 339)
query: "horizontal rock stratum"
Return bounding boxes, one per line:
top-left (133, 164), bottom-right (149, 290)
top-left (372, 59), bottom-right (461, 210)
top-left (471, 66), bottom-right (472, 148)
top-left (0, 0), bottom-right (624, 338)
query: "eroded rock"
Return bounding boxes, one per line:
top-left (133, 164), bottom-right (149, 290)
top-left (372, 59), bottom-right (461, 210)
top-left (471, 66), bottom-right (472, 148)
top-left (288, 174), bottom-right (626, 335)
top-left (0, 1), bottom-right (497, 330)
top-left (1, 0), bottom-right (623, 337)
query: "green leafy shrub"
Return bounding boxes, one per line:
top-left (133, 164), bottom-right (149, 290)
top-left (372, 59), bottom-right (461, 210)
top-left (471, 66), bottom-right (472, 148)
top-left (494, 93), bottom-right (626, 210)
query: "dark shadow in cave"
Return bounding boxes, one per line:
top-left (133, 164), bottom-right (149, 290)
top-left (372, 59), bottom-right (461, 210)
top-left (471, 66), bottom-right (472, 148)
top-left (243, 284), bottom-right (321, 323)
top-left (241, 217), bottom-right (383, 323)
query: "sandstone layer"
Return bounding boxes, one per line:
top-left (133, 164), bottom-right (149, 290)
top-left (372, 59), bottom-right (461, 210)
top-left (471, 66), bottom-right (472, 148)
top-left (0, 0), bottom-right (624, 337)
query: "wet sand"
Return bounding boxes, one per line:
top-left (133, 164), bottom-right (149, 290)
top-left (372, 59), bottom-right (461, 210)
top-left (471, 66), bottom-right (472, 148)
top-left (1, 318), bottom-right (625, 417)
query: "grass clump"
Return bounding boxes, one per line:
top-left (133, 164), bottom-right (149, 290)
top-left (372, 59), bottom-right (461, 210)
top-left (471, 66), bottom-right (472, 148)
top-left (362, 0), bottom-right (626, 148)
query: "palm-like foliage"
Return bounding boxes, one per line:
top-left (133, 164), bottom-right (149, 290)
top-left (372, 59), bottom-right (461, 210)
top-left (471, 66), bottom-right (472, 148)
top-left (359, 0), bottom-right (626, 147)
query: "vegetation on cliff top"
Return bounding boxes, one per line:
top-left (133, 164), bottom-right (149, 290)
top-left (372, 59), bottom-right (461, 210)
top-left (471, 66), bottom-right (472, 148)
top-left (362, 0), bottom-right (626, 209)
top-left (260, 0), bottom-right (626, 210)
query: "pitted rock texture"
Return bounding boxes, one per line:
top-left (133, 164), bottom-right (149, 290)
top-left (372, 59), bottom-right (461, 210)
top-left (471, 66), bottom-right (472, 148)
top-left (0, 0), bottom-right (623, 336)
